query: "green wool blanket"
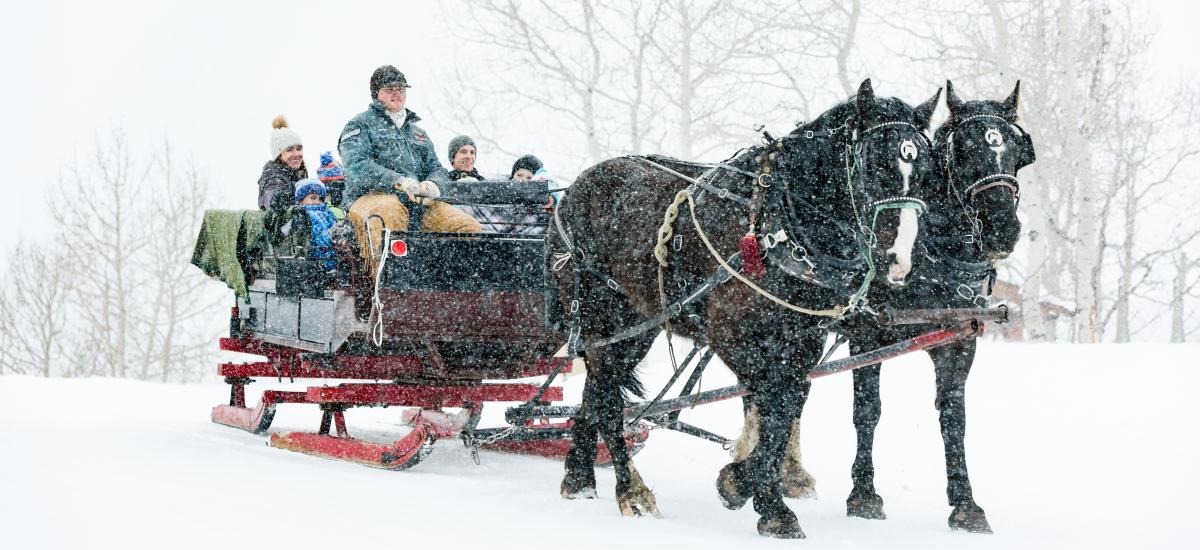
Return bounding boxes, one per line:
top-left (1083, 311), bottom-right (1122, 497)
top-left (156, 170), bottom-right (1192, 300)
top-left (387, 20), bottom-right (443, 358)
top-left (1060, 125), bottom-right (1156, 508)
top-left (191, 209), bottom-right (265, 300)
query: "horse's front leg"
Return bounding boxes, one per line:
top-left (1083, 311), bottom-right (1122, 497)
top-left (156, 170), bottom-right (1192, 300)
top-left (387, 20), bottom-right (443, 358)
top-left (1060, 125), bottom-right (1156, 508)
top-left (929, 339), bottom-right (992, 533)
top-left (717, 332), bottom-right (819, 539)
top-left (847, 350), bottom-right (887, 520)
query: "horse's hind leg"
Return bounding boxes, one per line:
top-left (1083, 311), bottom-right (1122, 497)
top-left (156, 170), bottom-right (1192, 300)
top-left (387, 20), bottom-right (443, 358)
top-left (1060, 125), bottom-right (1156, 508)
top-left (930, 339), bottom-right (992, 533)
top-left (731, 404), bottom-right (817, 499)
top-left (782, 415), bottom-right (818, 498)
top-left (590, 331), bottom-right (661, 517)
top-left (847, 349), bottom-right (887, 520)
top-left (561, 374), bottom-right (600, 499)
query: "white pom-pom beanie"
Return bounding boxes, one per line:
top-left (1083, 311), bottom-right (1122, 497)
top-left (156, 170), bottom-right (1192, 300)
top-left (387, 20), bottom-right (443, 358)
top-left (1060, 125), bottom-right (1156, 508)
top-left (269, 115), bottom-right (303, 160)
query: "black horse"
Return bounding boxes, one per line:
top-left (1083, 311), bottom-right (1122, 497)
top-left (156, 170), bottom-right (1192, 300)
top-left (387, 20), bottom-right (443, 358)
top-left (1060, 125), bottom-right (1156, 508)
top-left (766, 81), bottom-right (1034, 533)
top-left (549, 79), bottom-right (940, 538)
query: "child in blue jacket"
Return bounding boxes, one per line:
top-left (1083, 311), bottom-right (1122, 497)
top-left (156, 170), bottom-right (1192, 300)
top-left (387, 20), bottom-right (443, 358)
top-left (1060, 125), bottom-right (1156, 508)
top-left (294, 179), bottom-right (342, 271)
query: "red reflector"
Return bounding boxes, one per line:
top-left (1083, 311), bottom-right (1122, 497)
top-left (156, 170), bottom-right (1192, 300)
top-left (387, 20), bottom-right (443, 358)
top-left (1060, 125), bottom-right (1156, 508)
top-left (390, 240), bottom-right (408, 257)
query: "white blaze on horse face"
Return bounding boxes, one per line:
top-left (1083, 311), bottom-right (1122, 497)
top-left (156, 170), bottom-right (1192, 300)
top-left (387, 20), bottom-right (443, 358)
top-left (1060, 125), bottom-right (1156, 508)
top-left (887, 208), bottom-right (919, 285)
top-left (898, 139), bottom-right (917, 194)
top-left (897, 158), bottom-right (913, 195)
top-left (985, 127), bottom-right (1006, 170)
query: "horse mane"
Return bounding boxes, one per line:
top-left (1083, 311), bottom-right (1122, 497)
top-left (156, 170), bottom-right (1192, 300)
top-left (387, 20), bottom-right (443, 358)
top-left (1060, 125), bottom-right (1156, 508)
top-left (791, 99), bottom-right (857, 136)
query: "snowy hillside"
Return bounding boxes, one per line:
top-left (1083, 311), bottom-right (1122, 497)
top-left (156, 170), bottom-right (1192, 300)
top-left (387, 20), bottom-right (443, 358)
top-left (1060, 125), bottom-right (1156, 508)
top-left (2, 339), bottom-right (1196, 549)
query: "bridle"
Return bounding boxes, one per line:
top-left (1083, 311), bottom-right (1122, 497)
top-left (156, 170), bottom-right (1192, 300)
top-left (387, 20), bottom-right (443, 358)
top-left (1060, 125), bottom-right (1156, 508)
top-left (940, 114), bottom-right (1028, 205)
top-left (832, 120), bottom-right (931, 240)
top-left (936, 112), bottom-right (1034, 256)
top-left (764, 117), bottom-right (932, 305)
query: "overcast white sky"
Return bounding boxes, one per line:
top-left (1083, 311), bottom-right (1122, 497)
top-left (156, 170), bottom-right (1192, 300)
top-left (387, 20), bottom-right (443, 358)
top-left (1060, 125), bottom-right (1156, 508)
top-left (0, 0), bottom-right (1197, 259)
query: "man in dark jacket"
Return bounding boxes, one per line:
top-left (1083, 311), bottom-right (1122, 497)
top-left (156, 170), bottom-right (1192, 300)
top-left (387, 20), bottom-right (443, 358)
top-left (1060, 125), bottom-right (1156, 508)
top-left (447, 135), bottom-right (485, 182)
top-left (338, 66), bottom-right (480, 271)
top-left (258, 115), bottom-right (308, 212)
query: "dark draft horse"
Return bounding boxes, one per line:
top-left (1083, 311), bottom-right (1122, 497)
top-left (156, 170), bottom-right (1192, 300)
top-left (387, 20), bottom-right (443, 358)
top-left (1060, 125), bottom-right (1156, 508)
top-left (766, 80), bottom-right (1035, 533)
top-left (548, 79), bottom-right (941, 538)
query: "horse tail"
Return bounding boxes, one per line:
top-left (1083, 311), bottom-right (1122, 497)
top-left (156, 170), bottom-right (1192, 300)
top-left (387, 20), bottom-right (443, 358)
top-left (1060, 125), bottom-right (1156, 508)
top-left (614, 365), bottom-right (646, 400)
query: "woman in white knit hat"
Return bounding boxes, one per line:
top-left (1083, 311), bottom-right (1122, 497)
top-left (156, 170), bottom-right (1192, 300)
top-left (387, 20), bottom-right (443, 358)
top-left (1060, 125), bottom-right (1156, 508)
top-left (257, 115), bottom-right (309, 212)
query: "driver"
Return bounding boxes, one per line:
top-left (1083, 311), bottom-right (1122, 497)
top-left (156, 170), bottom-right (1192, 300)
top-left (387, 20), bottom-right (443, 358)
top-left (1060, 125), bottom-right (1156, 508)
top-left (338, 65), bottom-right (481, 269)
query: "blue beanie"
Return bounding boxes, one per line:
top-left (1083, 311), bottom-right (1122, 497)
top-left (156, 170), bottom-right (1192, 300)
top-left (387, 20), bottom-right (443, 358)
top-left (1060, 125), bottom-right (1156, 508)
top-left (294, 178), bottom-right (327, 203)
top-left (317, 151), bottom-right (345, 183)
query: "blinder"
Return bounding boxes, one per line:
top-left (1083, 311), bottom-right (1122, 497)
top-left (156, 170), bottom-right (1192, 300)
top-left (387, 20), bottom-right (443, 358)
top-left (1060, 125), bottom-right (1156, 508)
top-left (1012, 122), bottom-right (1036, 170)
top-left (853, 122), bottom-right (932, 229)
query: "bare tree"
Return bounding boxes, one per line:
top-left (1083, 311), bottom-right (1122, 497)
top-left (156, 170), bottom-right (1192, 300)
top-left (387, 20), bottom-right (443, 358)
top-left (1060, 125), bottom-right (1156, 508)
top-left (442, 0), bottom-right (847, 172)
top-left (644, 0), bottom-right (766, 158)
top-left (449, 0), bottom-right (622, 168)
top-left (0, 130), bottom-right (225, 382)
top-left (49, 130), bottom-right (146, 376)
top-left (1096, 84), bottom-right (1200, 341)
top-left (437, 0), bottom-right (671, 171)
top-left (1170, 253), bottom-right (1200, 342)
top-left (873, 0), bottom-right (1183, 342)
top-left (0, 247), bottom-right (70, 377)
top-left (134, 139), bottom-right (226, 382)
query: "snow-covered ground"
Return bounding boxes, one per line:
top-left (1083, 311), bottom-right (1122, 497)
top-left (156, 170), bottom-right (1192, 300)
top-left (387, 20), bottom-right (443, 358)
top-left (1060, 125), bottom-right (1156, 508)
top-left (2, 338), bottom-right (1196, 549)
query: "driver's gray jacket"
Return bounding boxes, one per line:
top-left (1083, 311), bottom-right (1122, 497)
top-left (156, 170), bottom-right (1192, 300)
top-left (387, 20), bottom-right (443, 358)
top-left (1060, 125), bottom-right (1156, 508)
top-left (337, 101), bottom-right (449, 207)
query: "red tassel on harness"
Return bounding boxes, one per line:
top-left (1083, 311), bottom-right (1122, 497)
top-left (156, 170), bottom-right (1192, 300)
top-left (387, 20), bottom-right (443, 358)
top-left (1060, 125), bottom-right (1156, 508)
top-left (740, 233), bottom-right (766, 279)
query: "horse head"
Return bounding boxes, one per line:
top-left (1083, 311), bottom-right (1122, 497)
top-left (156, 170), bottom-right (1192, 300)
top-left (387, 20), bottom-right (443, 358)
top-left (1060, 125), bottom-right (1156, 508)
top-left (934, 80), bottom-right (1035, 260)
top-left (770, 79), bottom-right (941, 301)
top-left (851, 79), bottom-right (941, 287)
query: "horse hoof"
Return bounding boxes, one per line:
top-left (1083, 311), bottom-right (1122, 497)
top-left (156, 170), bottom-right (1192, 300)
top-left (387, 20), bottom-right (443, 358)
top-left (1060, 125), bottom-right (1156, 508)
top-left (716, 464), bottom-right (749, 510)
top-left (757, 512), bottom-right (806, 539)
top-left (617, 468), bottom-right (662, 518)
top-left (782, 459), bottom-right (817, 499)
top-left (846, 491), bottom-right (887, 520)
top-left (617, 493), bottom-right (662, 518)
top-left (783, 479), bottom-right (818, 500)
top-left (561, 476), bottom-right (597, 500)
top-left (949, 503), bottom-right (992, 533)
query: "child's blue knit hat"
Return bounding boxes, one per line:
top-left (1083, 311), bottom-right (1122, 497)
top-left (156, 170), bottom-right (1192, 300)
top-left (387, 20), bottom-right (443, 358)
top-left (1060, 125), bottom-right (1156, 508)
top-left (294, 178), bottom-right (327, 203)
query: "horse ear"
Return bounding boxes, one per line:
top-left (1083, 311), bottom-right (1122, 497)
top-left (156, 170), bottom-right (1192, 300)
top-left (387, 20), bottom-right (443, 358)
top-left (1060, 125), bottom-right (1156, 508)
top-left (857, 78), bottom-right (875, 120)
top-left (914, 88), bottom-right (941, 130)
top-left (1003, 80), bottom-right (1021, 116)
top-left (946, 80), bottom-right (963, 114)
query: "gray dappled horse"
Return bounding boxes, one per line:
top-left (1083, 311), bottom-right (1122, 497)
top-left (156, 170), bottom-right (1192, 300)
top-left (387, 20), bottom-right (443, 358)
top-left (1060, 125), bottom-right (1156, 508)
top-left (549, 79), bottom-right (941, 538)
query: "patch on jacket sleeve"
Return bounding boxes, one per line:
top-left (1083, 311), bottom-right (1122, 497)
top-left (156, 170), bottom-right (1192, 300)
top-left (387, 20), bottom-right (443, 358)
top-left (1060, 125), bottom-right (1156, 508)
top-left (340, 128), bottom-right (362, 142)
top-left (413, 130), bottom-right (428, 142)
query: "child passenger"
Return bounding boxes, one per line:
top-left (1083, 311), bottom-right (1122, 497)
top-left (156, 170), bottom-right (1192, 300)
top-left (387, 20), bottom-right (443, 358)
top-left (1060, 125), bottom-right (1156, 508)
top-left (510, 154), bottom-right (565, 207)
top-left (294, 179), bottom-right (340, 271)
